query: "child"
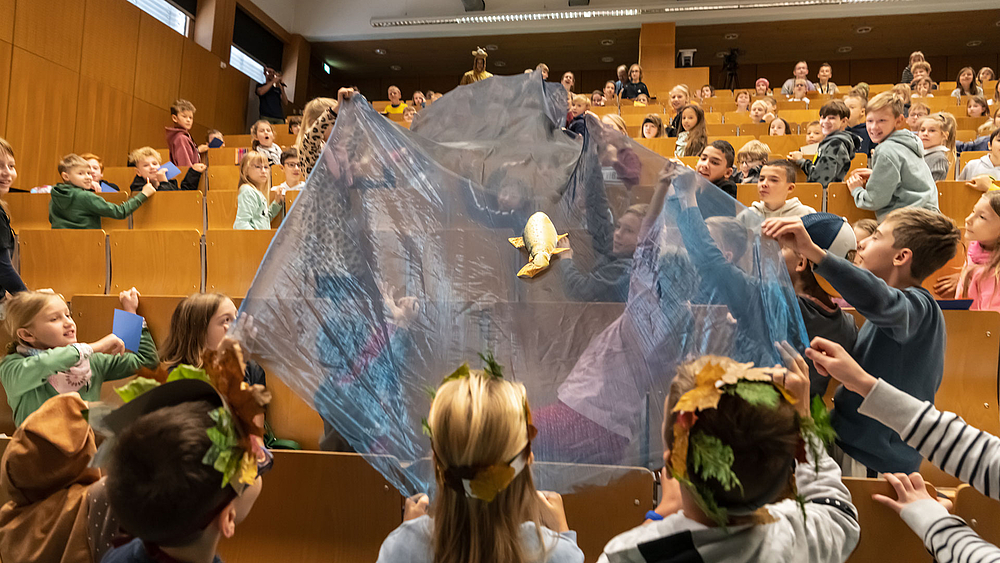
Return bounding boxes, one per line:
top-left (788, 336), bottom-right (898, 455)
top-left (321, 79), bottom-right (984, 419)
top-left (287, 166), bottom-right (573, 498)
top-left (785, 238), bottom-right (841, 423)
top-left (790, 100), bottom-right (861, 189)
top-left (599, 352), bottom-right (860, 563)
top-left (0, 288), bottom-right (159, 426)
top-left (556, 204), bottom-right (647, 303)
top-left (674, 104), bottom-right (707, 158)
top-left (807, 336), bottom-right (1000, 562)
top-left (272, 147), bottom-right (304, 194)
top-left (748, 99), bottom-right (768, 124)
top-left (665, 85), bottom-right (692, 137)
top-left (699, 84), bottom-right (714, 100)
top-left (591, 90), bottom-right (605, 107)
top-left (50, 154), bottom-right (155, 229)
top-left (763, 97), bottom-right (779, 122)
top-left (906, 101), bottom-right (930, 131)
top-left (901, 51), bottom-right (924, 84)
top-left (567, 94), bottom-right (589, 135)
top-left (603, 81), bottom-right (617, 105)
top-left (768, 117), bottom-right (791, 136)
top-left (980, 67), bottom-right (996, 86)
top-left (967, 95), bottom-right (989, 118)
top-left (952, 191), bottom-right (1000, 310)
top-left (0, 139), bottom-right (25, 295)
top-left (843, 90), bottom-right (874, 156)
top-left (383, 85), bottom-right (407, 114)
top-left (754, 77), bottom-right (769, 97)
top-left (80, 152), bottom-right (119, 192)
top-left (412, 91), bottom-right (426, 109)
top-left (762, 209), bottom-right (961, 475)
top-left (737, 159), bottom-right (816, 228)
top-left (694, 140), bottom-right (738, 200)
top-left (620, 63), bottom-right (649, 100)
top-left (952, 66), bottom-right (984, 98)
top-left (234, 151), bottom-right (282, 230)
top-left (911, 77), bottom-right (934, 99)
top-left (165, 99), bottom-right (205, 167)
top-left (641, 114), bottom-right (663, 139)
top-left (815, 62), bottom-right (838, 95)
top-left (847, 91), bottom-right (939, 220)
top-left (734, 89), bottom-right (751, 112)
top-left (732, 139), bottom-right (770, 184)
top-left (251, 119), bottom-right (282, 165)
top-left (891, 83), bottom-right (912, 116)
top-left (788, 78), bottom-right (811, 105)
top-left (614, 64), bottom-right (627, 94)
top-left (403, 105), bottom-right (417, 124)
top-left (917, 112), bottom-right (957, 181)
top-left (207, 129), bottom-right (225, 147)
top-left (297, 93), bottom-right (341, 175)
top-left (910, 61), bottom-right (934, 88)
top-left (376, 368), bottom-right (584, 563)
top-left (128, 146), bottom-right (204, 193)
top-left (958, 129), bottom-right (1000, 181)
top-left (561, 71), bottom-right (575, 93)
top-left (288, 115), bottom-right (302, 136)
top-left (804, 121), bottom-right (825, 145)
top-left (633, 93), bottom-right (649, 106)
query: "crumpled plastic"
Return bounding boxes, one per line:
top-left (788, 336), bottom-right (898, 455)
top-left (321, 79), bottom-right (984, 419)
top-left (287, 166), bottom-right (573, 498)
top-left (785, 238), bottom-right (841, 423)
top-left (232, 71), bottom-right (809, 496)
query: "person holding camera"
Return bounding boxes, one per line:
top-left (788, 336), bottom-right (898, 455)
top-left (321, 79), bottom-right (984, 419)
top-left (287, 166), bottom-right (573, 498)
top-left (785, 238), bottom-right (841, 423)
top-left (257, 66), bottom-right (288, 124)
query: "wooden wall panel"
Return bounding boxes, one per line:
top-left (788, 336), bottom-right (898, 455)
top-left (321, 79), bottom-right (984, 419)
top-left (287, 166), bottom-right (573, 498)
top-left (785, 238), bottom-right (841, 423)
top-left (130, 99), bottom-right (171, 151)
top-left (134, 12), bottom-right (183, 110)
top-left (0, 0), bottom-right (13, 43)
top-left (7, 47), bottom-right (79, 189)
top-left (0, 41), bottom-right (10, 138)
top-left (80, 0), bottom-right (140, 94)
top-left (12, 0), bottom-right (84, 71)
top-left (179, 41), bottom-right (221, 126)
top-left (216, 66), bottom-right (251, 135)
top-left (75, 76), bottom-right (134, 165)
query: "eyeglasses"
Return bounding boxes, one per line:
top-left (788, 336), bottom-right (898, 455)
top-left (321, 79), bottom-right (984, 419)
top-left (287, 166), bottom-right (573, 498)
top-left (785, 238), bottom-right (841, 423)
top-left (284, 161), bottom-right (301, 168)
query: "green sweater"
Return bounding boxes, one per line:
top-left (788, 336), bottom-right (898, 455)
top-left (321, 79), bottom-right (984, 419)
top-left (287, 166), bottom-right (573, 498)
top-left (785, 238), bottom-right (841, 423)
top-left (233, 184), bottom-right (281, 230)
top-left (1, 328), bottom-right (158, 426)
top-left (49, 183), bottom-right (148, 229)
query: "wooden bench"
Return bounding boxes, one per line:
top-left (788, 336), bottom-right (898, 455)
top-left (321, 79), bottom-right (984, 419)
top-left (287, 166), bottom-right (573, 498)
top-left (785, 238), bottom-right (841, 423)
top-left (17, 229), bottom-right (107, 297)
top-left (131, 191), bottom-right (204, 232)
top-left (109, 230), bottom-right (201, 294)
top-left (953, 483), bottom-right (1000, 547)
top-left (6, 193), bottom-right (52, 232)
top-left (205, 230), bottom-right (276, 296)
top-left (826, 182), bottom-right (877, 224)
top-left (844, 477), bottom-right (935, 562)
top-left (207, 190), bottom-right (239, 229)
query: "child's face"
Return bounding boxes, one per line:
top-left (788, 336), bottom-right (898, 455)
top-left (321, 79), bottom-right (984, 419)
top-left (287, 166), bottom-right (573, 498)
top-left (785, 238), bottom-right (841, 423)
top-left (695, 146), bottom-right (732, 183)
top-left (852, 227), bottom-right (872, 263)
top-left (413, 92), bottom-right (425, 106)
top-left (669, 90), bottom-right (687, 110)
top-left (907, 108), bottom-right (928, 130)
top-left (498, 184), bottom-right (524, 212)
top-left (805, 125), bottom-right (825, 144)
top-left (205, 298), bottom-right (238, 352)
top-left (960, 70), bottom-right (974, 88)
top-left (991, 135), bottom-right (1000, 164)
top-left (172, 110), bottom-right (194, 131)
top-left (282, 157), bottom-right (302, 181)
top-left (736, 92), bottom-right (750, 107)
top-left (635, 94), bottom-right (649, 105)
top-left (629, 67), bottom-right (640, 82)
top-left (642, 122), bottom-right (658, 138)
top-left (388, 88), bottom-right (401, 103)
top-left (208, 132), bottom-right (224, 147)
top-left (968, 101), bottom-right (986, 118)
top-left (757, 165), bottom-right (794, 210)
top-left (289, 123), bottom-right (300, 136)
top-left (844, 97), bottom-right (865, 126)
top-left (918, 120), bottom-right (945, 150)
top-left (247, 159), bottom-right (270, 186)
top-left (86, 159), bottom-right (103, 183)
top-left (915, 82), bottom-right (930, 97)
top-left (562, 72), bottom-right (574, 90)
top-left (700, 86), bottom-right (712, 99)
top-left (964, 195), bottom-right (1000, 246)
top-left (866, 106), bottom-right (903, 144)
top-left (768, 120), bottom-right (787, 136)
top-left (749, 103), bottom-right (766, 121)
top-left (680, 108), bottom-right (698, 132)
top-left (755, 83), bottom-right (768, 96)
top-left (792, 81), bottom-right (807, 98)
top-left (739, 157), bottom-right (762, 177)
top-left (0, 153), bottom-right (16, 195)
top-left (820, 115), bottom-right (847, 136)
top-left (62, 165), bottom-right (93, 190)
top-left (612, 211), bottom-right (642, 256)
top-left (855, 220), bottom-right (901, 279)
top-left (136, 156), bottom-right (161, 180)
top-left (255, 123), bottom-right (274, 146)
top-left (21, 297), bottom-right (76, 349)
top-left (913, 68), bottom-right (928, 80)
top-left (603, 83), bottom-right (616, 100)
top-left (818, 65), bottom-right (832, 81)
top-left (403, 107), bottom-right (416, 122)
top-left (979, 68), bottom-right (995, 85)
top-left (591, 93), bottom-right (603, 106)
top-left (569, 100), bottom-right (587, 118)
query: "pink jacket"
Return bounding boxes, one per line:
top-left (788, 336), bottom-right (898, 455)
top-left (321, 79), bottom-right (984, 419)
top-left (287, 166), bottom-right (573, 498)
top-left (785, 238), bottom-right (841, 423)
top-left (957, 241), bottom-right (1000, 311)
top-left (165, 127), bottom-right (201, 166)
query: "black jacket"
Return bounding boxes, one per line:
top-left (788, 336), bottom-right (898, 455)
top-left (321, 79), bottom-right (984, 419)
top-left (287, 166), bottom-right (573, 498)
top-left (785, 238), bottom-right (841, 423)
top-left (129, 168), bottom-right (203, 192)
top-left (797, 129), bottom-right (861, 188)
top-left (847, 123), bottom-right (875, 158)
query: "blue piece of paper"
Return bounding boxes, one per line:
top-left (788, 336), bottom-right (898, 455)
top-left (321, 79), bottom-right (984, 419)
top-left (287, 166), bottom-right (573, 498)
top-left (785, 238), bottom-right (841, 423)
top-left (112, 309), bottom-right (144, 352)
top-left (159, 161), bottom-right (182, 180)
top-left (209, 137), bottom-right (224, 148)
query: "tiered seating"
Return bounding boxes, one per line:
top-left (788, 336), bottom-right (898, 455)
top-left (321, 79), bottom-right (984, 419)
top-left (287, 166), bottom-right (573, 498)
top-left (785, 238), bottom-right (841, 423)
top-left (18, 229), bottom-right (107, 298)
top-left (205, 230), bottom-right (276, 295)
top-left (735, 183), bottom-right (823, 210)
top-left (109, 230), bottom-right (202, 295)
top-left (131, 191), bottom-right (204, 231)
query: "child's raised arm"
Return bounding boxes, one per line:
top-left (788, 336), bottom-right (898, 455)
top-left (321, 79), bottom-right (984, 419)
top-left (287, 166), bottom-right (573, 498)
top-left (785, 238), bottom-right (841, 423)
top-left (81, 187), bottom-right (153, 220)
top-left (89, 288), bottom-right (158, 380)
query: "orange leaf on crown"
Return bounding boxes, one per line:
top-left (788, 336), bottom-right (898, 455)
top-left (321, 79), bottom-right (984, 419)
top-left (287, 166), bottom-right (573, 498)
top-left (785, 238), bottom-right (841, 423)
top-left (202, 338), bottom-right (271, 453)
top-left (468, 463), bottom-right (517, 502)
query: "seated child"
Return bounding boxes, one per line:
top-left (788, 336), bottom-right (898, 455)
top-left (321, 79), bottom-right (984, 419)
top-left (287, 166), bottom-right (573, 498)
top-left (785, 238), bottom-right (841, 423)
top-left (768, 118), bottom-right (791, 136)
top-left (957, 106), bottom-right (1000, 153)
top-left (808, 337), bottom-right (1000, 562)
top-left (788, 78), bottom-right (811, 105)
top-left (911, 77), bottom-right (934, 99)
top-left (0, 289), bottom-right (159, 426)
top-left (207, 129), bottom-right (225, 148)
top-left (790, 100), bottom-right (861, 189)
top-left (735, 89), bottom-right (752, 112)
top-left (376, 367), bottom-right (584, 563)
top-left (234, 151), bottom-right (283, 230)
top-left (165, 99), bottom-right (205, 166)
top-left (411, 91), bottom-right (426, 109)
top-left (383, 85), bottom-right (407, 114)
top-left (251, 119), bottom-right (282, 165)
top-left (762, 209), bottom-right (960, 475)
top-left (843, 91), bottom-right (874, 157)
top-left (641, 114), bottom-right (663, 139)
top-left (754, 77), bottom-right (770, 97)
top-left (748, 100), bottom-right (769, 124)
top-left (699, 84), bottom-right (715, 100)
top-left (917, 112), bottom-right (957, 182)
top-left (906, 101), bottom-right (930, 131)
top-left (910, 61), bottom-right (936, 90)
top-left (288, 115), bottom-right (302, 137)
top-left (634, 92), bottom-right (650, 106)
top-left (128, 146), bottom-right (205, 192)
top-left (967, 95), bottom-right (989, 118)
top-left (953, 190), bottom-right (1000, 310)
top-left (556, 203), bottom-right (648, 302)
top-left (674, 105), bottom-right (707, 158)
top-left (732, 140), bottom-right (770, 184)
top-left (763, 97), bottom-right (779, 122)
top-left (567, 94), bottom-right (590, 136)
top-left (738, 159), bottom-right (816, 228)
top-left (403, 105), bottom-right (417, 124)
top-left (693, 140), bottom-right (738, 200)
top-left (847, 91), bottom-right (939, 221)
top-left (272, 147), bottom-right (304, 196)
top-left (80, 152), bottom-right (119, 192)
top-left (959, 129), bottom-right (1000, 181)
top-left (804, 120), bottom-right (825, 146)
top-left (50, 154), bottom-right (155, 229)
top-left (599, 352), bottom-right (860, 562)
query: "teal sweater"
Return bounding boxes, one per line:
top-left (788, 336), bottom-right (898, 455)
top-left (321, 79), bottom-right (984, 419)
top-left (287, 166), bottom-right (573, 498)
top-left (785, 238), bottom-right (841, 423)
top-left (850, 130), bottom-right (939, 221)
top-left (0, 328), bottom-right (158, 426)
top-left (233, 185), bottom-right (281, 230)
top-left (49, 183), bottom-right (148, 229)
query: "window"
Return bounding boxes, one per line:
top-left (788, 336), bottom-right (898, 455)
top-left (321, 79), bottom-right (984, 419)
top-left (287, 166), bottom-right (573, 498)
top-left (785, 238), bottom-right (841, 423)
top-left (127, 0), bottom-right (189, 36)
top-left (230, 45), bottom-right (266, 84)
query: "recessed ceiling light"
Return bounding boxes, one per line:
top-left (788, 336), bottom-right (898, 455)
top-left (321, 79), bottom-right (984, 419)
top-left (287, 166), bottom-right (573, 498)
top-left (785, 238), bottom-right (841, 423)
top-left (374, 48), bottom-right (387, 55)
top-left (967, 40), bottom-right (983, 47)
top-left (855, 26), bottom-right (872, 34)
top-left (390, 65), bottom-right (402, 71)
top-left (600, 39), bottom-right (615, 46)
top-left (837, 46), bottom-right (853, 53)
top-left (485, 44), bottom-right (499, 51)
top-left (601, 56), bottom-right (615, 63)
top-left (716, 51), bottom-right (727, 58)
top-left (724, 33), bottom-right (739, 40)
top-left (493, 60), bottom-right (506, 67)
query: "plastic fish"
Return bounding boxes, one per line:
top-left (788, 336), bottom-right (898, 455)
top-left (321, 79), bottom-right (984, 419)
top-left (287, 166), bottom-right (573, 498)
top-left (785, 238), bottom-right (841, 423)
top-left (508, 212), bottom-right (569, 278)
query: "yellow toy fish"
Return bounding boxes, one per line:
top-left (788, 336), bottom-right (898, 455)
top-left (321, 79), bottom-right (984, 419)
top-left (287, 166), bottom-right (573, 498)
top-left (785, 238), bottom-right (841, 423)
top-left (508, 212), bottom-right (569, 278)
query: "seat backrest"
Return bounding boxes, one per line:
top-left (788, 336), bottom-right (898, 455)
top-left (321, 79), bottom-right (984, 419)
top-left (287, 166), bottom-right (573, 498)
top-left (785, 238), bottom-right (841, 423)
top-left (109, 230), bottom-right (201, 294)
top-left (131, 191), bottom-right (204, 232)
top-left (206, 230), bottom-right (276, 296)
top-left (271, 164), bottom-right (286, 187)
top-left (953, 484), bottom-right (1000, 547)
top-left (621, 104), bottom-right (663, 115)
top-left (207, 147), bottom-right (247, 167)
top-left (71, 294), bottom-right (188, 351)
top-left (707, 123), bottom-right (738, 136)
top-left (826, 182), bottom-right (877, 224)
top-left (776, 109), bottom-right (820, 124)
top-left (762, 134), bottom-right (809, 156)
top-left (101, 167), bottom-right (138, 192)
top-left (6, 193), bottom-right (52, 232)
top-left (18, 229), bottom-right (107, 298)
top-left (843, 477), bottom-right (934, 563)
top-left (634, 137), bottom-right (677, 159)
top-left (704, 112), bottom-right (723, 124)
top-left (936, 180), bottom-right (979, 230)
top-left (959, 151), bottom-right (989, 175)
top-left (738, 122), bottom-right (769, 137)
top-left (99, 192), bottom-right (131, 231)
top-left (955, 117), bottom-right (990, 132)
top-left (724, 112), bottom-right (753, 125)
top-left (207, 191), bottom-right (239, 229)
top-left (207, 165), bottom-right (241, 192)
top-left (707, 136), bottom-right (750, 152)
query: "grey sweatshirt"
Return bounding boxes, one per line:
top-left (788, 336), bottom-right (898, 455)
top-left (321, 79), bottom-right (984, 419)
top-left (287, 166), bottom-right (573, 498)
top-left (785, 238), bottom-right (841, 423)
top-left (852, 129), bottom-right (939, 221)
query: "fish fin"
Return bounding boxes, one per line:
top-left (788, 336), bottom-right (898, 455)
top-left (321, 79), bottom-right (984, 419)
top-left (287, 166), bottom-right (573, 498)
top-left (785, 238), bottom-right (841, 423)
top-left (557, 233), bottom-right (569, 240)
top-left (517, 262), bottom-right (545, 278)
top-left (508, 237), bottom-right (525, 249)
top-left (551, 247), bottom-right (570, 255)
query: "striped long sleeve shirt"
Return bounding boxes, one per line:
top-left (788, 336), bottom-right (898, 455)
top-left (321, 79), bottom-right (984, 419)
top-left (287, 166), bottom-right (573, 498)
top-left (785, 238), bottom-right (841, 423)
top-left (858, 379), bottom-right (1000, 562)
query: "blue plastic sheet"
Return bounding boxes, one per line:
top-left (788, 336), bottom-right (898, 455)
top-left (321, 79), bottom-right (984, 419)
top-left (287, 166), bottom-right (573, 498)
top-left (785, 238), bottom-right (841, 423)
top-left (233, 71), bottom-right (809, 496)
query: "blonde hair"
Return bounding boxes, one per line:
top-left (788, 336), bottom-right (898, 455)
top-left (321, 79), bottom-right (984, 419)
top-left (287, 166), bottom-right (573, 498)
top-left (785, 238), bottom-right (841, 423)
top-left (910, 101), bottom-right (930, 116)
top-left (5, 291), bottom-right (66, 353)
top-left (867, 91), bottom-right (906, 118)
top-left (962, 192), bottom-right (1000, 299)
top-left (890, 83), bottom-right (912, 105)
top-left (250, 120), bottom-right (274, 151)
top-left (602, 114), bottom-right (627, 135)
top-left (908, 51), bottom-right (925, 66)
top-left (571, 94), bottom-right (590, 109)
top-left (295, 97), bottom-right (338, 154)
top-left (977, 106), bottom-right (1000, 136)
top-left (0, 138), bottom-right (12, 160)
top-left (624, 203), bottom-right (649, 219)
top-left (628, 63), bottom-right (643, 81)
top-left (429, 373), bottom-right (543, 563)
top-left (750, 99), bottom-right (768, 113)
top-left (919, 112), bottom-right (957, 150)
top-left (670, 84), bottom-right (692, 105)
top-left (58, 154), bottom-right (89, 175)
top-left (129, 146), bottom-right (160, 166)
top-left (159, 293), bottom-right (229, 368)
top-left (238, 151), bottom-right (271, 194)
top-left (911, 61), bottom-right (932, 75)
top-left (737, 140), bottom-right (771, 163)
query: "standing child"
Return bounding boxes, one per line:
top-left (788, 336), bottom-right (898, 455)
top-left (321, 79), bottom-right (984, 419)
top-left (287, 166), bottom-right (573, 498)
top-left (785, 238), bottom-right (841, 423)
top-left (768, 118), bottom-right (791, 136)
top-left (737, 159), bottom-right (816, 227)
top-left (641, 114), bottom-right (664, 139)
top-left (790, 100), bottom-right (861, 189)
top-left (234, 151), bottom-right (283, 230)
top-left (376, 368), bottom-right (584, 563)
top-left (128, 146), bottom-right (205, 192)
top-left (732, 139), bottom-right (770, 184)
top-left (620, 64), bottom-right (649, 100)
top-left (967, 95), bottom-right (989, 118)
top-left (50, 154), bottom-right (155, 229)
top-left (917, 112), bottom-right (957, 182)
top-left (0, 289), bottom-right (159, 426)
top-left (734, 89), bottom-right (752, 112)
top-left (674, 105), bottom-right (707, 158)
top-left (165, 99), bottom-right (206, 166)
top-left (847, 91), bottom-right (939, 220)
top-left (251, 119), bottom-right (282, 165)
top-left (804, 121), bottom-right (825, 145)
top-left (953, 191), bottom-right (1000, 310)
